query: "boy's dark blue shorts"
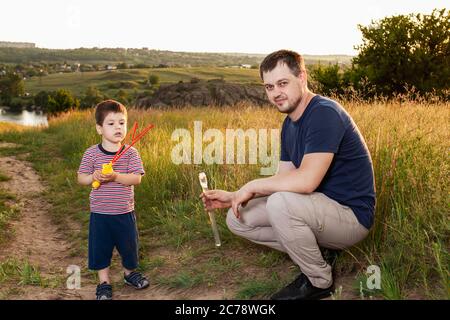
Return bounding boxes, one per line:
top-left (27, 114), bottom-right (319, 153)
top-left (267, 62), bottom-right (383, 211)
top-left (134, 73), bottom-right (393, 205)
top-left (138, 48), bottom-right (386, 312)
top-left (88, 211), bottom-right (139, 270)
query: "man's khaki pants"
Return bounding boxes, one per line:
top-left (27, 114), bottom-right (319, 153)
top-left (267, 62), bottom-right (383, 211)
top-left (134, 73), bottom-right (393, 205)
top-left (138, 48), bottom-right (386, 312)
top-left (226, 192), bottom-right (369, 289)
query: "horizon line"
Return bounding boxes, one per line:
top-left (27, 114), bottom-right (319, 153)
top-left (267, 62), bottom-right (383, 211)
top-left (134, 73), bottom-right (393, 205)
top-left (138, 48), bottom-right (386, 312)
top-left (0, 40), bottom-right (356, 57)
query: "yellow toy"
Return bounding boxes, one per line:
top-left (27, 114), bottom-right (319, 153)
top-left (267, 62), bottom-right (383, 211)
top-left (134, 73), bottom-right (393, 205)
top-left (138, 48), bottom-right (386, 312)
top-left (92, 162), bottom-right (114, 189)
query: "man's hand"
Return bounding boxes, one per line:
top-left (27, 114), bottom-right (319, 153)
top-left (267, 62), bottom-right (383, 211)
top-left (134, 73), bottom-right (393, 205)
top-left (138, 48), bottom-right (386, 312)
top-left (200, 187), bottom-right (256, 219)
top-left (231, 186), bottom-right (255, 219)
top-left (200, 190), bottom-right (234, 211)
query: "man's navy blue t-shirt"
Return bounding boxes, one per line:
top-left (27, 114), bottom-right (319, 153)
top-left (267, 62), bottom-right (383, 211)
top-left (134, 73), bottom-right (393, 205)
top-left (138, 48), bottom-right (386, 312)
top-left (280, 95), bottom-right (375, 229)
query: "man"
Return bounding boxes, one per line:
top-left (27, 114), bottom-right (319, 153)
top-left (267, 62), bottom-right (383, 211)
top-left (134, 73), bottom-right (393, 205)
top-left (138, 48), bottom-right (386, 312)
top-left (201, 50), bottom-right (375, 300)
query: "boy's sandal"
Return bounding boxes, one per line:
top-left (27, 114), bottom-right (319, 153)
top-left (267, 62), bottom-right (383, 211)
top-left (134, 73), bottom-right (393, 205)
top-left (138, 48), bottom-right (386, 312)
top-left (96, 282), bottom-right (112, 300)
top-left (124, 271), bottom-right (149, 290)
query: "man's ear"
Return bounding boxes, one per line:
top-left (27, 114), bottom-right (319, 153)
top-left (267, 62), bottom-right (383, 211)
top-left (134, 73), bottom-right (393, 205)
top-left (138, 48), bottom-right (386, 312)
top-left (298, 69), bottom-right (307, 86)
top-left (96, 124), bottom-right (103, 135)
top-left (297, 69), bottom-right (305, 80)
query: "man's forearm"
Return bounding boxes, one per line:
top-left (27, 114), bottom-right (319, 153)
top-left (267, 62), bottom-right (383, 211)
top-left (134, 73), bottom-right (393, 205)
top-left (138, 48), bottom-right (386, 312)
top-left (245, 170), bottom-right (314, 196)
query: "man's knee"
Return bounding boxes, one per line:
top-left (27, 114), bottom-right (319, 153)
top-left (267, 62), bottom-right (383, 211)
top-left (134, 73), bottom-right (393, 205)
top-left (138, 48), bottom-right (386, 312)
top-left (266, 192), bottom-right (290, 224)
top-left (266, 192), bottom-right (312, 225)
top-left (225, 208), bottom-right (241, 235)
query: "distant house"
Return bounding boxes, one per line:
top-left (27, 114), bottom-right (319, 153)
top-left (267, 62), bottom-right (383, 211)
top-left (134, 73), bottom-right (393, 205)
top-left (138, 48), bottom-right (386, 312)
top-left (227, 64), bottom-right (252, 69)
top-left (106, 65), bottom-right (117, 70)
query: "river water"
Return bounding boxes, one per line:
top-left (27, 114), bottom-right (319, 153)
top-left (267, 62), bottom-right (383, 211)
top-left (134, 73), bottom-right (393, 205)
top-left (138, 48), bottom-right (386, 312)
top-left (0, 107), bottom-right (48, 127)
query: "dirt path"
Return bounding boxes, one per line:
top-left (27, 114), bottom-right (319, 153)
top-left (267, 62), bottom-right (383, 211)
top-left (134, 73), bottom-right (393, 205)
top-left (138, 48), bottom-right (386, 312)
top-left (0, 145), bottom-right (91, 299)
top-left (0, 143), bottom-right (231, 300)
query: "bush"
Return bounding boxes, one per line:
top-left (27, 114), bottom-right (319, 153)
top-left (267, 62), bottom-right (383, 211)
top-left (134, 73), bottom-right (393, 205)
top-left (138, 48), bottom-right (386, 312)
top-left (0, 72), bottom-right (24, 106)
top-left (80, 87), bottom-right (104, 109)
top-left (354, 8), bottom-right (449, 97)
top-left (117, 62), bottom-right (128, 69)
top-left (310, 64), bottom-right (343, 96)
top-left (47, 89), bottom-right (79, 114)
top-left (310, 9), bottom-right (450, 100)
top-left (148, 74), bottom-right (159, 87)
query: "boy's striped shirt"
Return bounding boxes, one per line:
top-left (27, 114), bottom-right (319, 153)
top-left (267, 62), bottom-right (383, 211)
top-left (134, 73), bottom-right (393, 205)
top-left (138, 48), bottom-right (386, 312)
top-left (78, 144), bottom-right (145, 215)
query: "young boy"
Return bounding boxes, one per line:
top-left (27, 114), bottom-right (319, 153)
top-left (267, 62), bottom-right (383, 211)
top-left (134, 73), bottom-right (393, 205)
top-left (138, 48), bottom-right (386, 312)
top-left (77, 100), bottom-right (149, 300)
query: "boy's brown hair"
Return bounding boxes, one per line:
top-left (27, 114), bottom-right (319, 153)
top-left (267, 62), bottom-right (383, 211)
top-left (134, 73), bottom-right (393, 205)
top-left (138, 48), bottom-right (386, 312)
top-left (94, 99), bottom-right (127, 125)
top-left (259, 49), bottom-right (306, 79)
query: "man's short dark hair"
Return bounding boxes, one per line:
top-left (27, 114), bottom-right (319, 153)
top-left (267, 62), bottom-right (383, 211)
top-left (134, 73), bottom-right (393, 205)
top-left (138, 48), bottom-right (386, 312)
top-left (94, 99), bottom-right (127, 125)
top-left (259, 50), bottom-right (306, 79)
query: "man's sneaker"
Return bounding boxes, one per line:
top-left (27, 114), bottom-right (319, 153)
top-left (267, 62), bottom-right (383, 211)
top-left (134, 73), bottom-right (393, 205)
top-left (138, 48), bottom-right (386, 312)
top-left (271, 273), bottom-right (334, 300)
top-left (124, 271), bottom-right (149, 290)
top-left (96, 282), bottom-right (112, 300)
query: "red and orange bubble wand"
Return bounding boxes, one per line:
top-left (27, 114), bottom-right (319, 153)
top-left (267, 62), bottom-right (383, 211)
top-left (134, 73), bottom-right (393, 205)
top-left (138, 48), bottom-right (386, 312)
top-left (92, 121), bottom-right (154, 189)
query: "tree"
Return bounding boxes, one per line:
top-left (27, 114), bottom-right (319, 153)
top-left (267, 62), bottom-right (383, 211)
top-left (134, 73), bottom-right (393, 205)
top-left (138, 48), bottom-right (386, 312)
top-left (310, 64), bottom-right (343, 96)
top-left (353, 8), bottom-right (449, 96)
top-left (0, 72), bottom-right (24, 105)
top-left (117, 62), bottom-right (128, 69)
top-left (47, 89), bottom-right (79, 114)
top-left (116, 89), bottom-right (128, 104)
top-left (81, 86), bottom-right (103, 109)
top-left (34, 90), bottom-right (51, 107)
top-left (148, 74), bottom-right (159, 87)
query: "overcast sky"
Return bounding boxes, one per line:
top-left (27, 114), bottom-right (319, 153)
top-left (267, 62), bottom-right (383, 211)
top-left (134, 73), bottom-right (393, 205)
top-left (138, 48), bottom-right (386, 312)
top-left (1, 0), bottom-right (447, 55)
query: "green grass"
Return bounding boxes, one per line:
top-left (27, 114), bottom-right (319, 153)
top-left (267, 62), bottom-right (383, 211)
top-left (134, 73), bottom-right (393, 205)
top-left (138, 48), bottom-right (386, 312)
top-left (137, 256), bottom-right (166, 273)
top-left (256, 250), bottom-right (288, 268)
top-left (0, 258), bottom-right (44, 287)
top-left (156, 271), bottom-right (206, 289)
top-left (0, 99), bottom-right (448, 299)
top-left (24, 67), bottom-right (261, 96)
top-left (0, 172), bottom-right (9, 182)
top-left (0, 170), bottom-right (18, 244)
top-left (236, 273), bottom-right (283, 299)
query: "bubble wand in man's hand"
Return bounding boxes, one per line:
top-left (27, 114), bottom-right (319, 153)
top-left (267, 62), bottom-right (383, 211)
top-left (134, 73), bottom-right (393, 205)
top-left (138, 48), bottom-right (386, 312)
top-left (92, 121), bottom-right (154, 189)
top-left (198, 172), bottom-right (221, 247)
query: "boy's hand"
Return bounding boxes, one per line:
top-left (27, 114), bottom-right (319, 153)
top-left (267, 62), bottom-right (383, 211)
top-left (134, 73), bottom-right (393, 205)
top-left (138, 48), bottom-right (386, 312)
top-left (93, 170), bottom-right (117, 183)
top-left (92, 170), bottom-right (103, 183)
top-left (100, 172), bottom-right (118, 183)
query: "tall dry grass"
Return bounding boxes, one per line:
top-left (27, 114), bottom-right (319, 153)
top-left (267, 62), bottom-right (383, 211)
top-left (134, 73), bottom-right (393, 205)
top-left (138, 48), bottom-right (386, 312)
top-left (0, 97), bottom-right (448, 298)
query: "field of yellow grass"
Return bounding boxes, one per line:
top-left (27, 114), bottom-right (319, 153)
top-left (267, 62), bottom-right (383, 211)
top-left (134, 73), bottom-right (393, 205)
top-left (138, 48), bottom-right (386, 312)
top-left (0, 98), bottom-right (448, 299)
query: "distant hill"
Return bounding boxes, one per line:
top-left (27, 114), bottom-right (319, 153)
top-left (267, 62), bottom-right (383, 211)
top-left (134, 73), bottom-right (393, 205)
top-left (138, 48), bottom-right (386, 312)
top-left (221, 52), bottom-right (353, 65)
top-left (0, 46), bottom-right (353, 66)
top-left (0, 41), bottom-right (35, 48)
top-left (24, 67), bottom-right (262, 96)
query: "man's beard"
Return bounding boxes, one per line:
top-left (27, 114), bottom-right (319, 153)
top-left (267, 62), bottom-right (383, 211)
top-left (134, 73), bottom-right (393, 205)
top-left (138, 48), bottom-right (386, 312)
top-left (275, 95), bottom-right (302, 114)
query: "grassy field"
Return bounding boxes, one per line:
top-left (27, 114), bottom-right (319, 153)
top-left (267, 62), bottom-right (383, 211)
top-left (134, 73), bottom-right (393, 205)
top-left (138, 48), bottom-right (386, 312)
top-left (0, 99), bottom-right (449, 299)
top-left (24, 67), bottom-right (262, 96)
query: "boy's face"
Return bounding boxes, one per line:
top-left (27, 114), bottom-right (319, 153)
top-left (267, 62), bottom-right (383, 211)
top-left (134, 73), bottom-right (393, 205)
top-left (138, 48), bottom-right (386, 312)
top-left (96, 112), bottom-right (127, 144)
